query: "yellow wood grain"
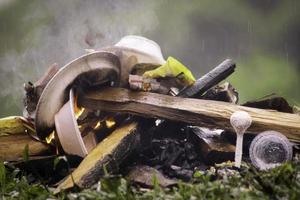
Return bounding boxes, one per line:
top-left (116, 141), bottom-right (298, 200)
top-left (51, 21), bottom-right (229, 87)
top-left (56, 122), bottom-right (138, 192)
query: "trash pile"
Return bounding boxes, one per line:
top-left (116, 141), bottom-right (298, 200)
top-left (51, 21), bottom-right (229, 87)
top-left (1, 35), bottom-right (300, 192)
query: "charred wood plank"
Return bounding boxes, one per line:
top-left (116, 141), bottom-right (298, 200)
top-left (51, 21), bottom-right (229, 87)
top-left (79, 87), bottom-right (300, 142)
top-left (201, 82), bottom-right (238, 103)
top-left (178, 59), bottom-right (235, 97)
top-left (243, 94), bottom-right (293, 113)
top-left (190, 127), bottom-right (235, 165)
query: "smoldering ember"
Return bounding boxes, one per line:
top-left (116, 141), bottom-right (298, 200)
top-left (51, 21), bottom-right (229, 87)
top-left (1, 35), bottom-right (300, 198)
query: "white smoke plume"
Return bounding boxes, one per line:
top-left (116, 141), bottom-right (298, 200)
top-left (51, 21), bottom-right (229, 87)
top-left (0, 0), bottom-right (161, 116)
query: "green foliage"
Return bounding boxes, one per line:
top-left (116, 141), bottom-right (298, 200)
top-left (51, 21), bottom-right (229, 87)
top-left (229, 53), bottom-right (300, 104)
top-left (74, 177), bottom-right (134, 200)
top-left (1, 161), bottom-right (300, 199)
top-left (23, 144), bottom-right (29, 163)
top-left (0, 162), bottom-right (6, 194)
top-left (0, 0), bottom-right (48, 55)
top-left (0, 162), bottom-right (53, 200)
top-left (241, 162), bottom-right (300, 199)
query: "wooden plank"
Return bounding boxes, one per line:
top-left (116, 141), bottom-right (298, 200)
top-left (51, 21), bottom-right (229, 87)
top-left (0, 116), bottom-right (29, 136)
top-left (56, 122), bottom-right (139, 192)
top-left (0, 134), bottom-right (50, 161)
top-left (79, 87), bottom-right (300, 142)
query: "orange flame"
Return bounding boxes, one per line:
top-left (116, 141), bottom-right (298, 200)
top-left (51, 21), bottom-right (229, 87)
top-left (94, 121), bottom-right (101, 129)
top-left (105, 118), bottom-right (116, 128)
top-left (74, 92), bottom-right (85, 119)
top-left (46, 131), bottom-right (55, 144)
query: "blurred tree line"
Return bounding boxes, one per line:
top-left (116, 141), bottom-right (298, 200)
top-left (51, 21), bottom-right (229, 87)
top-left (0, 0), bottom-right (299, 117)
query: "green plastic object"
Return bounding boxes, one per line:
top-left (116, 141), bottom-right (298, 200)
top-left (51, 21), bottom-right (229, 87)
top-left (143, 56), bottom-right (196, 86)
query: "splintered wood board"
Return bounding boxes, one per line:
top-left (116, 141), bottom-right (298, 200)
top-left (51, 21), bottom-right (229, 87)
top-left (79, 87), bottom-right (300, 142)
top-left (56, 122), bottom-right (138, 192)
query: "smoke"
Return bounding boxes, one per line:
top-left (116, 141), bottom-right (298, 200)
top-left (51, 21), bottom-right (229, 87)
top-left (1, 0), bottom-right (299, 117)
top-left (0, 0), bottom-right (161, 116)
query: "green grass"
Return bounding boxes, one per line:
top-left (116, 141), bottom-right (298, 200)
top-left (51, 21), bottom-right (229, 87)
top-left (228, 52), bottom-right (300, 105)
top-left (1, 160), bottom-right (300, 200)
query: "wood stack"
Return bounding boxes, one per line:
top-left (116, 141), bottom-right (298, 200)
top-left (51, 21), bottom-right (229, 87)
top-left (1, 57), bottom-right (300, 192)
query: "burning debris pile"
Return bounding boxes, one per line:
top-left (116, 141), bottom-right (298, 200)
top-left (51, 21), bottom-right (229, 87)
top-left (1, 35), bottom-right (300, 192)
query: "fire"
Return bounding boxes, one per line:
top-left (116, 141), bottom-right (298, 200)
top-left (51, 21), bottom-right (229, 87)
top-left (75, 106), bottom-right (85, 119)
top-left (46, 131), bottom-right (55, 144)
top-left (46, 91), bottom-right (86, 145)
top-left (105, 118), bottom-right (116, 128)
top-left (74, 92), bottom-right (85, 119)
top-left (94, 121), bottom-right (101, 129)
top-left (72, 91), bottom-right (116, 140)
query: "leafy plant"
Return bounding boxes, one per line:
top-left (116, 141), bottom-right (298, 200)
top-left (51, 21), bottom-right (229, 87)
top-left (0, 162), bottom-right (53, 200)
top-left (1, 160), bottom-right (300, 199)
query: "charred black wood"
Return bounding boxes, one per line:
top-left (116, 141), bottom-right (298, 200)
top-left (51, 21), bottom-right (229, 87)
top-left (23, 63), bottom-right (59, 120)
top-left (201, 82), bottom-right (238, 103)
top-left (221, 130), bottom-right (256, 158)
top-left (178, 59), bottom-right (236, 97)
top-left (189, 127), bottom-right (235, 165)
top-left (243, 94), bottom-right (293, 113)
top-left (120, 121), bottom-right (207, 180)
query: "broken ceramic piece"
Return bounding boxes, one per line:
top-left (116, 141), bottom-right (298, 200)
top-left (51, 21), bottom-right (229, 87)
top-left (54, 89), bottom-right (97, 157)
top-left (249, 130), bottom-right (293, 170)
top-left (103, 35), bottom-right (166, 85)
top-left (115, 35), bottom-right (165, 64)
top-left (36, 36), bottom-right (166, 140)
top-left (35, 52), bottom-right (121, 139)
